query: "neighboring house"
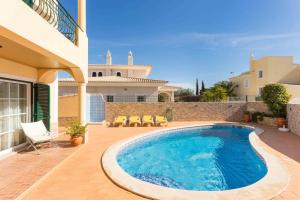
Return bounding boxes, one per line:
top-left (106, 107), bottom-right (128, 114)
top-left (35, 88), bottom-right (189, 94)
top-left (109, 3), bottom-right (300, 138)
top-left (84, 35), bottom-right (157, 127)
top-left (230, 56), bottom-right (300, 99)
top-left (59, 50), bottom-right (180, 122)
top-left (0, 0), bottom-right (88, 157)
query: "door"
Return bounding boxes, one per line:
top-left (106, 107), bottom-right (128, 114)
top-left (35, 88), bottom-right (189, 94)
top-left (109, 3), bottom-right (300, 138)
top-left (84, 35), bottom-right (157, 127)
top-left (86, 94), bottom-right (105, 123)
top-left (33, 83), bottom-right (50, 130)
top-left (0, 79), bottom-right (31, 154)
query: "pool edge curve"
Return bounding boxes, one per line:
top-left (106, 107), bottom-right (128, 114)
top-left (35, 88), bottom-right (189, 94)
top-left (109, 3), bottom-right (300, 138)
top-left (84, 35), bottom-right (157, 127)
top-left (102, 123), bottom-right (290, 200)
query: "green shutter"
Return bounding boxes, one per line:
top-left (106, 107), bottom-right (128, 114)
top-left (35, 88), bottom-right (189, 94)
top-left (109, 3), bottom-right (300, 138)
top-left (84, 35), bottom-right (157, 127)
top-left (23, 0), bottom-right (33, 7)
top-left (34, 83), bottom-right (50, 130)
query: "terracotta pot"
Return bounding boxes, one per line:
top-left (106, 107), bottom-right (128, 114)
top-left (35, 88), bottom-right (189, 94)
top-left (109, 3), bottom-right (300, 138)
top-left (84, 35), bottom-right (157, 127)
top-left (70, 136), bottom-right (83, 146)
top-left (243, 114), bottom-right (250, 123)
top-left (276, 118), bottom-right (286, 128)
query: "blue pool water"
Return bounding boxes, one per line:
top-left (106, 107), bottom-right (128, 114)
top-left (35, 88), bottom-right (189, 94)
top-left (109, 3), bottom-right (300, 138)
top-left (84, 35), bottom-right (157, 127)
top-left (117, 125), bottom-right (267, 191)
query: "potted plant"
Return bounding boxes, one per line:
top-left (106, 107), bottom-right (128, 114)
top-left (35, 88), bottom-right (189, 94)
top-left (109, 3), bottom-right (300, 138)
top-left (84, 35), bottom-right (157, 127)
top-left (66, 121), bottom-right (87, 146)
top-left (261, 84), bottom-right (290, 127)
top-left (243, 111), bottom-right (250, 122)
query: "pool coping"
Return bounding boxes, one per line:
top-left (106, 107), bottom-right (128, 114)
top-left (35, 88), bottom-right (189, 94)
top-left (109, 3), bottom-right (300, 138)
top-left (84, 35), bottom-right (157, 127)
top-left (102, 122), bottom-right (290, 200)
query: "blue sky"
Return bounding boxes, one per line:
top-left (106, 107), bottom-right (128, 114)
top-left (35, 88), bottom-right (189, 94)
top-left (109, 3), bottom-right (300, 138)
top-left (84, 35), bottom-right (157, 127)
top-left (60, 0), bottom-right (300, 89)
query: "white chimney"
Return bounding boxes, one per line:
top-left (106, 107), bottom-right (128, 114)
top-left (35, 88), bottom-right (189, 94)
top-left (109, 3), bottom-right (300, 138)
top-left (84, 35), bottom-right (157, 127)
top-left (128, 50), bottom-right (133, 65)
top-left (106, 50), bottom-right (112, 65)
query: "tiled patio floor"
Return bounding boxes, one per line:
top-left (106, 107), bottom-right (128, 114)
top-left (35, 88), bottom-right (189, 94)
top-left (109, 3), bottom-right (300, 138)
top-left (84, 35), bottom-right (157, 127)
top-left (0, 133), bottom-right (80, 200)
top-left (2, 122), bottom-right (300, 200)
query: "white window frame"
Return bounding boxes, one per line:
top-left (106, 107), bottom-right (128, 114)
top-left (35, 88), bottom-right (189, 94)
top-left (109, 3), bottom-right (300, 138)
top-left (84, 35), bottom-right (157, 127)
top-left (258, 87), bottom-right (264, 96)
top-left (105, 94), bottom-right (115, 102)
top-left (257, 69), bottom-right (263, 79)
top-left (116, 71), bottom-right (122, 77)
top-left (0, 79), bottom-right (31, 157)
top-left (135, 94), bottom-right (147, 102)
top-left (91, 72), bottom-right (97, 77)
top-left (244, 79), bottom-right (249, 88)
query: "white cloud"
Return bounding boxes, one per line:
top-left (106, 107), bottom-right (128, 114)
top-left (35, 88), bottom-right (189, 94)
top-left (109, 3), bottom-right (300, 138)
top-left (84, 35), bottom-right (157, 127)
top-left (88, 32), bottom-right (300, 51)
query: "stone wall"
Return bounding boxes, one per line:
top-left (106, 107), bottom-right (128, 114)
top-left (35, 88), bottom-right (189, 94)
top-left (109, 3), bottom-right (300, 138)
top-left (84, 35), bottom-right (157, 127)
top-left (58, 97), bottom-right (270, 127)
top-left (246, 102), bottom-right (270, 113)
top-left (287, 103), bottom-right (300, 135)
top-left (258, 116), bottom-right (277, 127)
top-left (105, 102), bottom-right (247, 122)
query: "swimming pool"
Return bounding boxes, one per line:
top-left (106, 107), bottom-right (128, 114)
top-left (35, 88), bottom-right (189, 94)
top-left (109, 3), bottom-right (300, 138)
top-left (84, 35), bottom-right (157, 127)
top-left (102, 124), bottom-right (289, 200)
top-left (117, 125), bottom-right (267, 191)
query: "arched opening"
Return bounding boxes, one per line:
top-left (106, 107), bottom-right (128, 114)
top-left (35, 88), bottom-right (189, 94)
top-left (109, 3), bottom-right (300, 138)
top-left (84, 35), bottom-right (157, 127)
top-left (92, 72), bottom-right (97, 77)
top-left (98, 72), bottom-right (103, 77)
top-left (158, 92), bottom-right (171, 102)
top-left (116, 72), bottom-right (121, 77)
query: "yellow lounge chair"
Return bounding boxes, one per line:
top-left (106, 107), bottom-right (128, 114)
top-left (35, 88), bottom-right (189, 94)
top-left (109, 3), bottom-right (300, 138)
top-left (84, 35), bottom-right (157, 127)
top-left (129, 116), bottom-right (141, 127)
top-left (112, 116), bottom-right (127, 127)
top-left (155, 115), bottom-right (168, 126)
top-left (142, 115), bottom-right (154, 127)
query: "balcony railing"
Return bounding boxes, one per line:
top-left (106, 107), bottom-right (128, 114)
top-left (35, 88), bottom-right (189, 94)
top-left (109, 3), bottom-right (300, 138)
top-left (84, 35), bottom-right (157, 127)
top-left (22, 0), bottom-right (81, 44)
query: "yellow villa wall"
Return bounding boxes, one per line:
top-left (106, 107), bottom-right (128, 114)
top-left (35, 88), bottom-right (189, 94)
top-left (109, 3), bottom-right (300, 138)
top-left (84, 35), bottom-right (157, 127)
top-left (0, 58), bottom-right (38, 82)
top-left (58, 95), bottom-right (79, 126)
top-left (0, 0), bottom-right (88, 83)
top-left (283, 84), bottom-right (300, 99)
top-left (231, 56), bottom-right (300, 98)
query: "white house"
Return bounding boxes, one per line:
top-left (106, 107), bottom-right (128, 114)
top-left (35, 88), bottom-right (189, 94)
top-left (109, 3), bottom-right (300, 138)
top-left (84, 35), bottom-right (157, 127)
top-left (59, 50), bottom-right (180, 122)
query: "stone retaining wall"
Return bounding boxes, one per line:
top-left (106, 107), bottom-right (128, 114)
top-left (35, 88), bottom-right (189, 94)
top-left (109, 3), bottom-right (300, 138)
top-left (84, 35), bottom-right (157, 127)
top-left (247, 102), bottom-right (270, 114)
top-left (258, 116), bottom-right (277, 127)
top-left (287, 103), bottom-right (300, 135)
top-left (105, 102), bottom-right (247, 122)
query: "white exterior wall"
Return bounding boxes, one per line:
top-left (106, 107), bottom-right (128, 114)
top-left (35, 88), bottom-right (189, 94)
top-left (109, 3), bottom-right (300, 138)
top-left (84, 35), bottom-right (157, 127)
top-left (59, 86), bottom-right (158, 101)
top-left (127, 69), bottom-right (147, 78)
top-left (88, 68), bottom-right (147, 78)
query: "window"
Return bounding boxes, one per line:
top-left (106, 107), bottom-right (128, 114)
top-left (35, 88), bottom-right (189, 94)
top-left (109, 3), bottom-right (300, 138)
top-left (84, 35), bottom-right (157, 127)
top-left (258, 70), bottom-right (263, 78)
top-left (137, 95), bottom-right (146, 102)
top-left (98, 72), bottom-right (103, 77)
top-left (258, 87), bottom-right (264, 96)
top-left (92, 72), bottom-right (97, 77)
top-left (244, 79), bottom-right (249, 88)
top-left (106, 95), bottom-right (114, 102)
top-left (0, 80), bottom-right (30, 152)
top-left (116, 72), bottom-right (121, 77)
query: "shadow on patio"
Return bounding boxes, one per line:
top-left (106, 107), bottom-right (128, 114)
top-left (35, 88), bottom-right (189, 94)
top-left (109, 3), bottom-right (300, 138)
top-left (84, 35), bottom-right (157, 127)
top-left (257, 125), bottom-right (300, 163)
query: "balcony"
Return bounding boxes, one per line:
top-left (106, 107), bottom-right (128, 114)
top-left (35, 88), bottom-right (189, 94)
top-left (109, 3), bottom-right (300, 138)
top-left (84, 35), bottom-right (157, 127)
top-left (22, 0), bottom-right (81, 44)
top-left (0, 0), bottom-right (88, 83)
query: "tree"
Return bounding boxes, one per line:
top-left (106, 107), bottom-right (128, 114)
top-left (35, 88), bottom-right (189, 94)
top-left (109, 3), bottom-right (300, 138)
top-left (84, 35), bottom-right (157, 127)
top-left (195, 79), bottom-right (199, 96)
top-left (214, 81), bottom-right (238, 97)
top-left (174, 88), bottom-right (194, 101)
top-left (261, 84), bottom-right (290, 117)
top-left (200, 80), bottom-right (206, 95)
top-left (201, 85), bottom-right (227, 102)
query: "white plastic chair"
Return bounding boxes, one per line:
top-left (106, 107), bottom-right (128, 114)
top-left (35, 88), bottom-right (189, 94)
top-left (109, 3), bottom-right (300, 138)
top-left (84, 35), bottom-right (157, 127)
top-left (21, 121), bottom-right (56, 154)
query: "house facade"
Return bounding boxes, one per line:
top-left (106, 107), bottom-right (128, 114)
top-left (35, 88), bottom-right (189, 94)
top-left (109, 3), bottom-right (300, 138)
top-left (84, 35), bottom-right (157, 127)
top-left (59, 51), bottom-right (180, 122)
top-left (230, 56), bottom-right (300, 99)
top-left (0, 0), bottom-right (88, 156)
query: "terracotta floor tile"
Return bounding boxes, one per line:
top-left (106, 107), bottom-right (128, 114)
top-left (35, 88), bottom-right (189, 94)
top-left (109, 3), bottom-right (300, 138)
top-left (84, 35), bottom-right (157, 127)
top-left (0, 133), bottom-right (78, 200)
top-left (1, 122), bottom-right (300, 200)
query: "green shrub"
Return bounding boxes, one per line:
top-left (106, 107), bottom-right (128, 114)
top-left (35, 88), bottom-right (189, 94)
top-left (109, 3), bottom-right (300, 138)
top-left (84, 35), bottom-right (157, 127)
top-left (201, 85), bottom-right (227, 102)
top-left (165, 107), bottom-right (174, 121)
top-left (251, 112), bottom-right (264, 123)
top-left (66, 121), bottom-right (87, 138)
top-left (255, 96), bottom-right (263, 101)
top-left (261, 84), bottom-right (290, 118)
